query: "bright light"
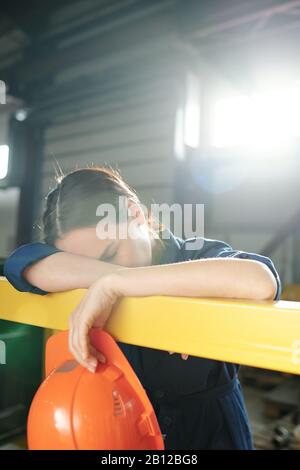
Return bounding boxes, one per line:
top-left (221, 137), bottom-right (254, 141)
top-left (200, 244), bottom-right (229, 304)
top-left (211, 84), bottom-right (300, 148)
top-left (184, 102), bottom-right (200, 147)
top-left (174, 107), bottom-right (185, 161)
top-left (212, 95), bottom-right (252, 148)
top-left (184, 74), bottom-right (200, 148)
top-left (0, 145), bottom-right (9, 179)
top-left (0, 80), bottom-right (5, 105)
top-left (15, 109), bottom-right (28, 122)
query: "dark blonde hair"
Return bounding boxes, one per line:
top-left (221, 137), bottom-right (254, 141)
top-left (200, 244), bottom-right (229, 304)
top-left (43, 166), bottom-right (162, 245)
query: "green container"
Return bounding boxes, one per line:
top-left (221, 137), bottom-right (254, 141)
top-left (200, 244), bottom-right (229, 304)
top-left (0, 260), bottom-right (44, 443)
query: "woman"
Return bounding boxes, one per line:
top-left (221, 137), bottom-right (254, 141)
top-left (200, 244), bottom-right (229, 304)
top-left (4, 166), bottom-right (281, 450)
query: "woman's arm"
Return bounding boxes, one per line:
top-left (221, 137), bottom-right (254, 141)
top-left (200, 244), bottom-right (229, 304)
top-left (24, 252), bottom-right (124, 292)
top-left (68, 257), bottom-right (277, 371)
top-left (4, 242), bottom-right (123, 294)
top-left (112, 257), bottom-right (277, 301)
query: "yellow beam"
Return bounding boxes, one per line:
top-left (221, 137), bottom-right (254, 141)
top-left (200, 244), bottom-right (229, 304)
top-left (1, 278), bottom-right (300, 375)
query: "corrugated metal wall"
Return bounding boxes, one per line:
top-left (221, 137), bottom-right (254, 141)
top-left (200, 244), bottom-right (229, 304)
top-left (29, 1), bottom-right (187, 240)
top-left (39, 66), bottom-right (182, 217)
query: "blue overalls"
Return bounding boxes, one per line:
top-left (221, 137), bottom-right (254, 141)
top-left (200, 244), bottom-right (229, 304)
top-left (4, 230), bottom-right (282, 450)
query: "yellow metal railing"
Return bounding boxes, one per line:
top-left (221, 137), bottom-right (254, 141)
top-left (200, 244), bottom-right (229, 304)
top-left (1, 277), bottom-right (300, 375)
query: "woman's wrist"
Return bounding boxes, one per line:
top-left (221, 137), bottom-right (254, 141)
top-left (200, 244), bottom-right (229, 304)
top-left (102, 265), bottom-right (165, 298)
top-left (99, 269), bottom-right (134, 298)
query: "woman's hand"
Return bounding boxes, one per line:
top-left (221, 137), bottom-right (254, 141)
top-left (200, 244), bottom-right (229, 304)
top-left (68, 275), bottom-right (119, 373)
top-left (68, 270), bottom-right (191, 371)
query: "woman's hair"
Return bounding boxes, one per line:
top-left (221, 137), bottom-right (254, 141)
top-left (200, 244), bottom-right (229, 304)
top-left (42, 166), bottom-right (162, 245)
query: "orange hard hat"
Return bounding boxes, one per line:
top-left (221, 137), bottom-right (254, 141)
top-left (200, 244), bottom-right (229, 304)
top-left (27, 329), bottom-right (164, 450)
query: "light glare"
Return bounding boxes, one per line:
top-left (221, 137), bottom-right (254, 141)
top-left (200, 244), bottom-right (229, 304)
top-left (0, 145), bottom-right (9, 179)
top-left (212, 84), bottom-right (300, 148)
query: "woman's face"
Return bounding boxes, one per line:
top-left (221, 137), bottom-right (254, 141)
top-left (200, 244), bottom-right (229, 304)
top-left (54, 211), bottom-right (153, 267)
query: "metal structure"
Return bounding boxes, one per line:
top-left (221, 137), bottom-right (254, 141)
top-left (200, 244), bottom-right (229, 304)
top-left (1, 277), bottom-right (300, 375)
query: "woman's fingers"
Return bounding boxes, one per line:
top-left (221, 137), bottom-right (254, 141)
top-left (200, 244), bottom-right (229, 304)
top-left (77, 315), bottom-right (101, 372)
top-left (67, 278), bottom-right (118, 373)
top-left (68, 329), bottom-right (96, 371)
top-left (78, 316), bottom-right (91, 361)
top-left (71, 307), bottom-right (108, 372)
top-left (74, 309), bottom-right (92, 365)
top-left (69, 326), bottom-right (98, 372)
top-left (89, 344), bottom-right (106, 366)
top-left (69, 307), bottom-right (96, 372)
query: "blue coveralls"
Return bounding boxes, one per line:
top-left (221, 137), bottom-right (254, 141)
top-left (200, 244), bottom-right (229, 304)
top-left (4, 230), bottom-right (282, 450)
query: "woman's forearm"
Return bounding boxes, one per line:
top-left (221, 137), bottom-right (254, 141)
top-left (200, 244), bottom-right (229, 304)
top-left (67, 257), bottom-right (277, 369)
top-left (112, 257), bottom-right (277, 301)
top-left (23, 252), bottom-right (123, 292)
